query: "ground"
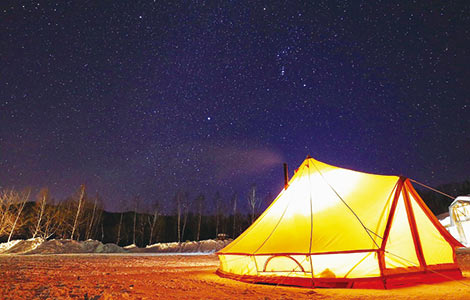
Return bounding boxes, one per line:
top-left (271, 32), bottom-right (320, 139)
top-left (1, 253), bottom-right (470, 300)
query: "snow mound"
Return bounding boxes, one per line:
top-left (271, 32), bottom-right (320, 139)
top-left (0, 238), bottom-right (229, 255)
top-left (95, 243), bottom-right (126, 253)
top-left (131, 239), bottom-right (232, 253)
top-left (0, 239), bottom-right (126, 255)
top-left (0, 240), bottom-right (22, 253)
top-left (28, 239), bottom-right (82, 254)
top-left (2, 238), bottom-right (44, 254)
top-left (28, 239), bottom-right (126, 254)
top-left (123, 243), bottom-right (138, 250)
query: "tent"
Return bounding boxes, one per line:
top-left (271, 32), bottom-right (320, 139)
top-left (217, 156), bottom-right (463, 288)
top-left (446, 196), bottom-right (470, 247)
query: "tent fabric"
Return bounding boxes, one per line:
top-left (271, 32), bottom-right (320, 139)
top-left (216, 157), bottom-right (463, 288)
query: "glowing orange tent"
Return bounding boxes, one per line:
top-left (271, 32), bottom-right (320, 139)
top-left (217, 156), bottom-right (463, 288)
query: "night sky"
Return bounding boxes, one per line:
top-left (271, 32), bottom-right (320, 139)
top-left (1, 1), bottom-right (469, 211)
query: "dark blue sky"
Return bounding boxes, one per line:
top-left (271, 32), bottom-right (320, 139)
top-left (1, 1), bottom-right (469, 211)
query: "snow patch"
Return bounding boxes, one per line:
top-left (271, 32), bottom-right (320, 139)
top-left (1, 238), bottom-right (44, 254)
top-left (440, 216), bottom-right (451, 227)
top-left (0, 238), bottom-right (230, 255)
top-left (0, 240), bottom-right (22, 253)
top-left (131, 239), bottom-right (232, 253)
top-left (123, 243), bottom-right (138, 250)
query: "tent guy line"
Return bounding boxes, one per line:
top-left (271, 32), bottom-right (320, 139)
top-left (409, 179), bottom-right (456, 200)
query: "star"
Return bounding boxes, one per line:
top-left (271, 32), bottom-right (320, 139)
top-left (0, 0), bottom-right (467, 217)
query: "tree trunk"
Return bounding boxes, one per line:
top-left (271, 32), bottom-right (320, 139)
top-left (181, 206), bottom-right (188, 242)
top-left (195, 194), bottom-right (204, 241)
top-left (0, 191), bottom-right (13, 235)
top-left (139, 214), bottom-right (146, 246)
top-left (33, 193), bottom-right (47, 239)
top-left (132, 196), bottom-right (140, 246)
top-left (8, 190), bottom-right (29, 242)
top-left (215, 193), bottom-right (220, 238)
top-left (148, 209), bottom-right (158, 245)
top-left (232, 193), bottom-right (237, 238)
top-left (86, 197), bottom-right (98, 240)
top-left (116, 212), bottom-right (123, 245)
top-left (94, 208), bottom-right (103, 241)
top-left (177, 193), bottom-right (181, 243)
top-left (148, 216), bottom-right (154, 245)
top-left (71, 185), bottom-right (85, 240)
top-left (133, 210), bottom-right (137, 245)
top-left (197, 212), bottom-right (202, 241)
top-left (101, 220), bottom-right (104, 241)
top-left (248, 184), bottom-right (257, 224)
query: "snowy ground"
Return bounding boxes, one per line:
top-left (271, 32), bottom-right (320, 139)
top-left (1, 252), bottom-right (470, 299)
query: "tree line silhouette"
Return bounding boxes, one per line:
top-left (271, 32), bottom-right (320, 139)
top-left (0, 180), bottom-right (468, 246)
top-left (0, 184), bottom-right (271, 246)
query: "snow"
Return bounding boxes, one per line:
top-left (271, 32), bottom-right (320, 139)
top-left (132, 239), bottom-right (231, 253)
top-left (439, 217), bottom-right (470, 247)
top-left (0, 238), bottom-right (44, 254)
top-left (0, 239), bottom-right (21, 253)
top-left (0, 239), bottom-right (125, 255)
top-left (123, 243), bottom-right (138, 250)
top-left (0, 238), bottom-right (231, 255)
top-left (440, 216), bottom-right (451, 227)
top-left (28, 239), bottom-right (127, 254)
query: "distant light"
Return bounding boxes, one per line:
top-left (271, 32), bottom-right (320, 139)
top-left (207, 116), bottom-right (211, 121)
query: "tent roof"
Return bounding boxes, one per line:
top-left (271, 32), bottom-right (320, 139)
top-left (220, 156), bottom-right (401, 255)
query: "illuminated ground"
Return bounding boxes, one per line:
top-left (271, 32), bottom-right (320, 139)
top-left (1, 253), bottom-right (470, 299)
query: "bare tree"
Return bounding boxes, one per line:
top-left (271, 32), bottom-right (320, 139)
top-left (181, 192), bottom-right (190, 242)
top-left (70, 185), bottom-right (86, 240)
top-left (8, 189), bottom-right (30, 242)
top-left (176, 191), bottom-right (182, 243)
top-left (147, 199), bottom-right (160, 245)
top-left (231, 192), bottom-right (238, 238)
top-left (132, 196), bottom-right (140, 246)
top-left (51, 199), bottom-right (70, 239)
top-left (116, 199), bottom-right (125, 245)
top-left (248, 184), bottom-right (258, 224)
top-left (138, 205), bottom-right (147, 246)
top-left (85, 194), bottom-right (100, 240)
top-left (214, 192), bottom-right (222, 237)
top-left (101, 219), bottom-right (105, 241)
top-left (95, 204), bottom-right (104, 241)
top-left (30, 195), bottom-right (65, 240)
top-left (40, 200), bottom-right (64, 239)
top-left (195, 194), bottom-right (204, 241)
top-left (0, 189), bottom-right (15, 236)
top-left (32, 188), bottom-right (49, 239)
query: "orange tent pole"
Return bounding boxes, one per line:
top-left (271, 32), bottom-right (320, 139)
top-left (403, 183), bottom-right (427, 270)
top-left (378, 177), bottom-right (404, 287)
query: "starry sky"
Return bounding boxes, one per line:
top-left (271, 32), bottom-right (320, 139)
top-left (1, 1), bottom-right (469, 212)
